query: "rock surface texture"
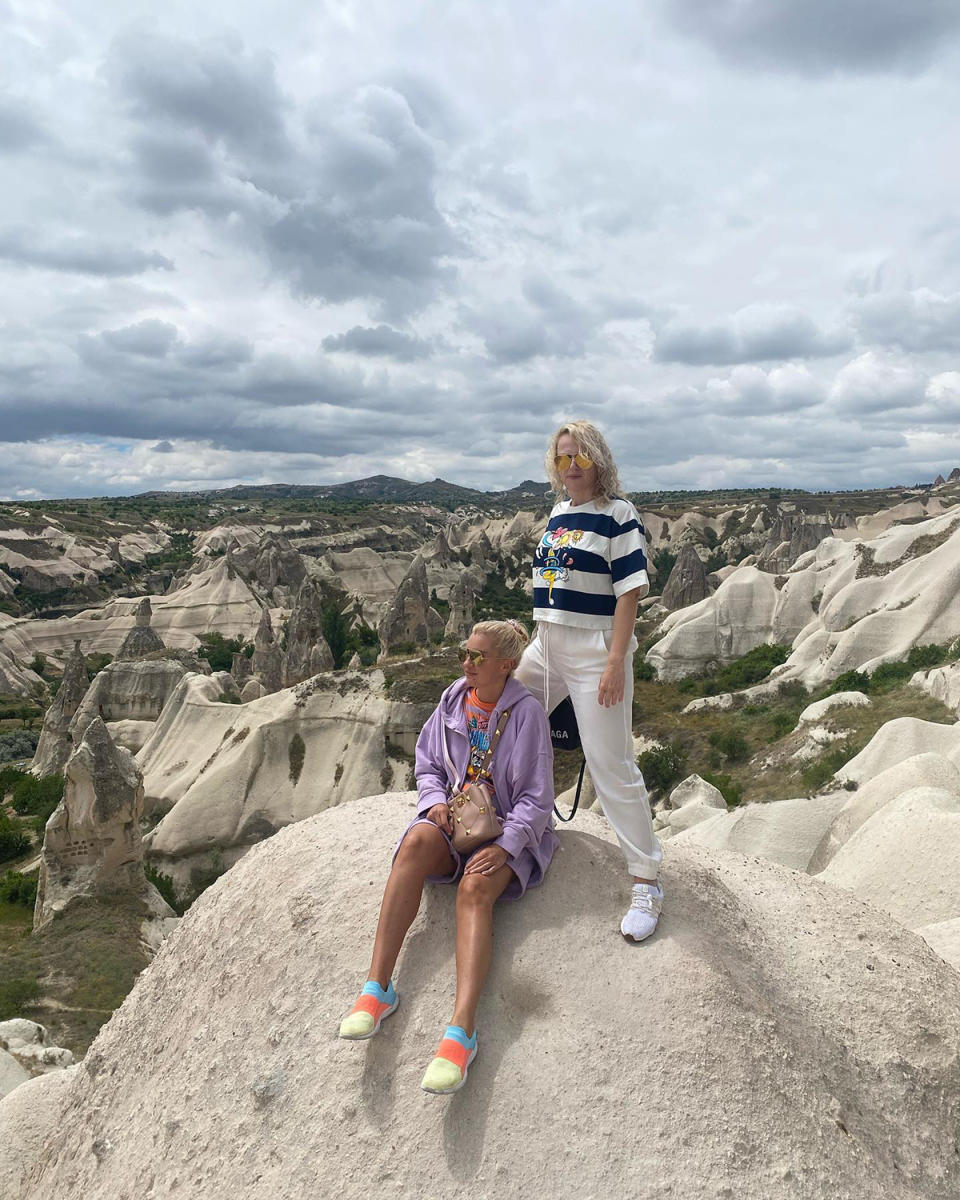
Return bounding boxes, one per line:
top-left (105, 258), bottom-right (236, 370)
top-left (114, 598), bottom-right (166, 660)
top-left (377, 555), bottom-right (443, 659)
top-left (21, 795), bottom-right (960, 1200)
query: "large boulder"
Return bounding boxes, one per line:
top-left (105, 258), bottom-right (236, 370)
top-left (70, 658), bottom-right (189, 733)
top-left (0, 1067), bottom-right (78, 1199)
top-left (836, 718), bottom-right (960, 787)
top-left (21, 797), bottom-right (960, 1199)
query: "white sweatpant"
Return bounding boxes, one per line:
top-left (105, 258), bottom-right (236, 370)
top-left (515, 621), bottom-right (663, 880)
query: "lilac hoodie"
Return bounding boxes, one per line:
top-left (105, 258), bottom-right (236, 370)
top-left (413, 675), bottom-right (559, 895)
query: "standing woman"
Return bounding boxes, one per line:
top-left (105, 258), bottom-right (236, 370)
top-left (516, 419), bottom-right (663, 940)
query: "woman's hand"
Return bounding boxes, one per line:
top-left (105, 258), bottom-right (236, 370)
top-left (426, 803), bottom-right (453, 833)
top-left (597, 657), bottom-right (625, 707)
top-left (464, 844), bottom-right (509, 875)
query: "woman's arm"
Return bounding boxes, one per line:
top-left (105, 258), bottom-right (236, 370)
top-left (597, 587), bottom-right (642, 707)
top-left (414, 707), bottom-right (453, 818)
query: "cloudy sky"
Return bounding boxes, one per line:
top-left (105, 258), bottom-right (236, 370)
top-left (2, 0), bottom-right (960, 499)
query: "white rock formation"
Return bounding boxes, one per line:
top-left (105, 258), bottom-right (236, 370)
top-left (0, 614), bottom-right (45, 697)
top-left (21, 796), bottom-right (960, 1199)
top-left (0, 1050), bottom-right (29, 1101)
top-left (681, 692), bottom-right (734, 713)
top-left (667, 773), bottom-right (727, 810)
top-left (377, 555), bottom-right (443, 659)
top-left (797, 691), bottom-right (872, 724)
top-left (0, 1020), bottom-right (74, 1076)
top-left (836, 718), bottom-right (960, 786)
top-left (818, 786), bottom-right (960, 927)
top-left (911, 660), bottom-right (960, 713)
top-left (139, 672), bottom-right (432, 888)
top-left (35, 719), bottom-right (174, 935)
top-left (30, 640), bottom-right (88, 776)
top-left (808, 753), bottom-right (960, 874)
top-left (671, 792), bottom-right (846, 872)
top-left (5, 554), bottom-right (265, 659)
top-left (648, 510), bottom-right (960, 688)
top-left (0, 1066), bottom-right (78, 1199)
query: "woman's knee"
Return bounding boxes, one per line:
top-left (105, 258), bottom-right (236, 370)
top-left (457, 873), bottom-right (497, 907)
top-left (395, 822), bottom-right (450, 870)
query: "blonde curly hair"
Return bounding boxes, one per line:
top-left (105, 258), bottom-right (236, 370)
top-left (546, 419), bottom-right (622, 502)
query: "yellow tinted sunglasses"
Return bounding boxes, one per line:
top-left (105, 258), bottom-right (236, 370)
top-left (555, 452), bottom-right (594, 472)
top-left (458, 645), bottom-right (486, 665)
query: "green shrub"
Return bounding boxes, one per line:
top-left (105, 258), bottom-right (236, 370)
top-left (777, 680), bottom-right (808, 700)
top-left (769, 710), bottom-right (799, 740)
top-left (829, 669), bottom-right (870, 695)
top-left (196, 633), bottom-right (246, 673)
top-left (710, 643), bottom-right (790, 693)
top-left (217, 692), bottom-right (241, 704)
top-left (635, 658), bottom-right (656, 682)
top-left (708, 729), bottom-right (751, 763)
top-left (700, 771), bottom-right (742, 807)
top-left (0, 730), bottom-right (40, 763)
top-left (637, 742), bottom-right (687, 793)
top-left (85, 652), bottom-right (113, 680)
top-left (0, 811), bottom-right (31, 863)
top-left (11, 773), bottom-right (65, 826)
top-left (29, 653), bottom-right (47, 676)
top-left (144, 862), bottom-right (183, 915)
top-left (0, 765), bottom-right (27, 794)
top-left (652, 548), bottom-right (677, 588)
top-left (801, 742), bottom-right (858, 793)
top-left (0, 869), bottom-right (38, 907)
top-left (288, 733), bottom-right (306, 785)
top-left (0, 973), bottom-right (41, 1017)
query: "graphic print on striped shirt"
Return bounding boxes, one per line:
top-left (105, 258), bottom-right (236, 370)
top-left (532, 497), bottom-right (650, 629)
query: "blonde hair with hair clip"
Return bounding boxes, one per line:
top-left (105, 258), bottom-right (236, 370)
top-left (470, 619), bottom-right (529, 666)
top-left (546, 419), bottom-right (622, 502)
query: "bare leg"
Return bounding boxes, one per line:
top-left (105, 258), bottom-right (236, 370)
top-left (450, 864), bottom-right (515, 1036)
top-left (367, 822), bottom-right (455, 988)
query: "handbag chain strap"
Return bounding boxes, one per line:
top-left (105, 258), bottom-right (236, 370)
top-left (444, 706), bottom-right (512, 795)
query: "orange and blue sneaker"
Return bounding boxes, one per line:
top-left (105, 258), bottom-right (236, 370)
top-left (338, 980), bottom-right (399, 1040)
top-left (420, 1025), bottom-right (478, 1094)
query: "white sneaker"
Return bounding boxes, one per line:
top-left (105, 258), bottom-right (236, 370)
top-left (620, 883), bottom-right (662, 942)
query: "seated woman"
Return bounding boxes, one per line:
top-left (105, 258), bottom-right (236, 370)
top-left (339, 618), bottom-right (557, 1095)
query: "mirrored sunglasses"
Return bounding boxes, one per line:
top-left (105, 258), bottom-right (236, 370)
top-left (458, 645), bottom-right (486, 665)
top-left (555, 452), bottom-right (594, 472)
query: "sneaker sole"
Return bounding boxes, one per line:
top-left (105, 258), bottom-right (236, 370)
top-left (338, 995), bottom-right (400, 1040)
top-left (421, 1044), bottom-right (478, 1095)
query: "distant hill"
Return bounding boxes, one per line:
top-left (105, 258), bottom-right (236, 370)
top-left (136, 476), bottom-right (553, 507)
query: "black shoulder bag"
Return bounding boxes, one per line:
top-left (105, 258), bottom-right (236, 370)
top-left (549, 696), bottom-right (586, 823)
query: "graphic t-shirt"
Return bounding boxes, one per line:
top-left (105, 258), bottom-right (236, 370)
top-left (463, 688), bottom-right (496, 795)
top-left (532, 496), bottom-right (649, 629)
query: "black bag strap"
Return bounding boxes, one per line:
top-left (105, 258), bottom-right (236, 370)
top-left (553, 758), bottom-right (586, 823)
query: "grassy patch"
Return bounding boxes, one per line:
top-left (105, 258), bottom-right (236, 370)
top-left (382, 650), bottom-right (461, 705)
top-left (0, 891), bottom-right (152, 1054)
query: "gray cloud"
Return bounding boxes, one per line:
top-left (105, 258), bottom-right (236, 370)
top-left (321, 324), bottom-right (433, 361)
top-left (654, 306), bottom-right (850, 366)
top-left (664, 0), bottom-right (960, 74)
top-left (0, 94), bottom-right (48, 153)
top-left (0, 228), bottom-right (174, 276)
top-left (854, 289), bottom-right (960, 353)
top-left (99, 320), bottom-right (180, 358)
top-left (151, 440), bottom-right (175, 453)
top-left (263, 85), bottom-right (463, 317)
top-left (109, 30), bottom-right (291, 163)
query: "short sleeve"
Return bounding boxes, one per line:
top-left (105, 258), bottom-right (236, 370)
top-left (609, 502), bottom-right (650, 599)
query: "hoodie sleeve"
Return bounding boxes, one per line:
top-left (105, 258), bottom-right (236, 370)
top-left (414, 703), bottom-right (453, 818)
top-left (494, 700), bottom-right (555, 861)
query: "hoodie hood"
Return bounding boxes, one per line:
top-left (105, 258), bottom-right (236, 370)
top-left (438, 674), bottom-right (536, 727)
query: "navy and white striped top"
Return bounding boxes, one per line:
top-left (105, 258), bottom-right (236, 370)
top-left (531, 497), bottom-right (650, 629)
